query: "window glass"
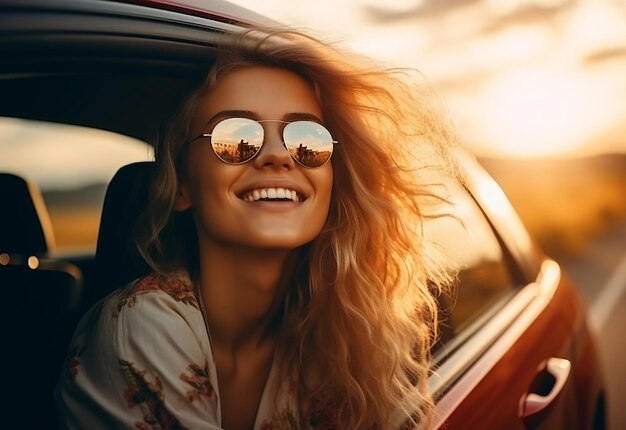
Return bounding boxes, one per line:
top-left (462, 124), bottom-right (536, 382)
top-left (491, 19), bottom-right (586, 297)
top-left (0, 117), bottom-right (153, 253)
top-left (422, 176), bottom-right (516, 349)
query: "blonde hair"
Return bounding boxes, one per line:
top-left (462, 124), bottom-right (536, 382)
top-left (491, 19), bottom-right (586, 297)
top-left (137, 27), bottom-right (458, 428)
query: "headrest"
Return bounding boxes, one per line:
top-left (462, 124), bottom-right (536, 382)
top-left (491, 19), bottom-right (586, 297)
top-left (93, 162), bottom-right (153, 301)
top-left (0, 173), bottom-right (55, 255)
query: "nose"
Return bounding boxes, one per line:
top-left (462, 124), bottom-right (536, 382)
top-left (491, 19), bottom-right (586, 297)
top-left (252, 123), bottom-right (295, 170)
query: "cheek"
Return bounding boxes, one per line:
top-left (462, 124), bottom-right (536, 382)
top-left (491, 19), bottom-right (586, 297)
top-left (186, 166), bottom-right (238, 240)
top-left (183, 147), bottom-right (240, 213)
top-left (319, 163), bottom-right (334, 201)
top-left (313, 164), bottom-right (334, 218)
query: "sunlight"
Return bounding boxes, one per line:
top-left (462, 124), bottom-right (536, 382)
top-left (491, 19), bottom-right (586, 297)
top-left (0, 118), bottom-right (153, 189)
top-left (228, 0), bottom-right (626, 158)
top-left (563, 2), bottom-right (626, 56)
top-left (480, 68), bottom-right (584, 157)
top-left (474, 66), bottom-right (621, 157)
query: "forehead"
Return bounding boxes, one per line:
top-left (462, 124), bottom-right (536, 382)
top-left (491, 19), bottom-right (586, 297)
top-left (193, 66), bottom-right (323, 128)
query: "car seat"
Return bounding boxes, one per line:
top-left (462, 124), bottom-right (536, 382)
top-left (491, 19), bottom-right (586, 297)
top-left (0, 172), bottom-right (84, 429)
top-left (90, 161), bottom-right (153, 306)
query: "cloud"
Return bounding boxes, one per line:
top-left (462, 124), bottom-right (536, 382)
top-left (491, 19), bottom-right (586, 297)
top-left (584, 47), bottom-right (626, 64)
top-left (363, 0), bottom-right (480, 22)
top-left (480, 1), bottom-right (575, 34)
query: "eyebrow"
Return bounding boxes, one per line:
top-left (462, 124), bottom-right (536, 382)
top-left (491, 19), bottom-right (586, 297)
top-left (202, 110), bottom-right (324, 129)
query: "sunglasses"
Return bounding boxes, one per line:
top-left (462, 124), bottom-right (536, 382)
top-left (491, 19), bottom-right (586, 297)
top-left (189, 117), bottom-right (337, 168)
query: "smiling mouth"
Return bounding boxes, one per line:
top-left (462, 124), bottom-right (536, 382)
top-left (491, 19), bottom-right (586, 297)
top-left (240, 187), bottom-right (303, 202)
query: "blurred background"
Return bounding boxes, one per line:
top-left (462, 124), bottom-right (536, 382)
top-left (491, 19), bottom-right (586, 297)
top-left (225, 0), bottom-right (626, 262)
top-left (224, 0), bottom-right (626, 426)
top-left (0, 0), bottom-right (624, 427)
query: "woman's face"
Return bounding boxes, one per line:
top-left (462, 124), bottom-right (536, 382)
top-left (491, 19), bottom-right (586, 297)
top-left (176, 66), bottom-right (333, 252)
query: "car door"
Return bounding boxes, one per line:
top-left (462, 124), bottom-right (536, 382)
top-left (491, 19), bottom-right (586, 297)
top-left (424, 153), bottom-right (602, 429)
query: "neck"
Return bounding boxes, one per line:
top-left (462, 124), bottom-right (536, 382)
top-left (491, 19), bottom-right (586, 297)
top-left (196, 242), bottom-right (301, 353)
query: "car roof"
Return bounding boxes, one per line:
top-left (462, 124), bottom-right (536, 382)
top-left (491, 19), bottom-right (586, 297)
top-left (111, 0), bottom-right (274, 24)
top-left (0, 0), bottom-right (270, 144)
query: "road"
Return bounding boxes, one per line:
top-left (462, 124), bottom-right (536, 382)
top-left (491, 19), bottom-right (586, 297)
top-left (563, 220), bottom-right (626, 430)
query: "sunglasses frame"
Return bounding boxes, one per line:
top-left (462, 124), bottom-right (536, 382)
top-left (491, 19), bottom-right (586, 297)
top-left (188, 118), bottom-right (337, 168)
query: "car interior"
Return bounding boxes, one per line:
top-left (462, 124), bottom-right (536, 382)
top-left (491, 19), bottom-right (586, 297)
top-left (0, 2), bottom-right (233, 426)
top-left (1, 173), bottom-right (84, 426)
top-left (2, 161), bottom-right (164, 427)
top-left (1, 1), bottom-right (573, 429)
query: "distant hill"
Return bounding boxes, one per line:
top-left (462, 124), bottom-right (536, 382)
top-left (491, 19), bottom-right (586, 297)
top-left (477, 153), bottom-right (626, 260)
top-left (42, 182), bottom-right (107, 210)
top-left (41, 183), bottom-right (107, 250)
top-left (478, 153), bottom-right (626, 181)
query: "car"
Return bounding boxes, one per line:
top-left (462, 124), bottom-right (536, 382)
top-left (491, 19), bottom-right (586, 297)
top-left (0, 0), bottom-right (605, 429)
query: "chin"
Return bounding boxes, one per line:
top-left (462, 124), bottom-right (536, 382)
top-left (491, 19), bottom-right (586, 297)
top-left (243, 230), bottom-right (319, 250)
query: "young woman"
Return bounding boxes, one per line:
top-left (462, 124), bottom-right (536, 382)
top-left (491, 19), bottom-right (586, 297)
top-left (56, 27), bottom-right (457, 429)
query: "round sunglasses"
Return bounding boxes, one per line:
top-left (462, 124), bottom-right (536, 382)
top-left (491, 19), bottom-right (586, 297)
top-left (189, 117), bottom-right (337, 168)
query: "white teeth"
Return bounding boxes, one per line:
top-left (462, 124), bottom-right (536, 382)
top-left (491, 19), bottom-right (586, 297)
top-left (242, 187), bottom-right (301, 202)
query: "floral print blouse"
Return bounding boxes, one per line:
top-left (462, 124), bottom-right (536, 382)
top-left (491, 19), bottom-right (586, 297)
top-left (55, 271), bottom-right (420, 429)
top-left (55, 271), bottom-right (299, 430)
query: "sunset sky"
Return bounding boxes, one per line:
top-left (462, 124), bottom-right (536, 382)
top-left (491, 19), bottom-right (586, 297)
top-left (229, 0), bottom-right (626, 158)
top-left (2, 0), bottom-right (625, 190)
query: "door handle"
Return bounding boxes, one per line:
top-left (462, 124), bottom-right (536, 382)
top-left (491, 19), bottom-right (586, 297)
top-left (519, 357), bottom-right (571, 420)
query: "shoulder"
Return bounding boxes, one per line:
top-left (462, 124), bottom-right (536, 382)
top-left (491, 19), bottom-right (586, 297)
top-left (64, 270), bottom-right (206, 359)
top-left (59, 271), bottom-right (219, 428)
top-left (66, 270), bottom-right (210, 370)
top-left (69, 270), bottom-right (205, 354)
top-left (111, 270), bottom-right (199, 315)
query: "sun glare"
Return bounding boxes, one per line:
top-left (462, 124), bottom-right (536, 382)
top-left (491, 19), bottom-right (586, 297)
top-left (480, 68), bottom-right (586, 157)
top-left (228, 0), bottom-right (626, 158)
top-left (473, 64), bottom-right (626, 157)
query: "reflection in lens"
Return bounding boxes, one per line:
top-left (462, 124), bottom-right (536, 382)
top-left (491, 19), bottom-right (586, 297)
top-left (211, 118), bottom-right (263, 163)
top-left (284, 121), bottom-right (334, 168)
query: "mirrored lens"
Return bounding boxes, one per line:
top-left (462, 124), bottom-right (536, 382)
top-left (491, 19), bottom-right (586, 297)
top-left (283, 121), bottom-right (334, 168)
top-left (210, 118), bottom-right (263, 164)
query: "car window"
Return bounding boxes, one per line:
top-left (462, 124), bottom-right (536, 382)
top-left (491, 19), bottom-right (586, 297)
top-left (0, 117), bottom-right (153, 254)
top-left (422, 175), bottom-right (518, 355)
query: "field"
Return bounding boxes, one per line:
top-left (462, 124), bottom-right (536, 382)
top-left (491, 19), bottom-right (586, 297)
top-left (47, 207), bottom-right (101, 253)
top-left (44, 183), bottom-right (106, 253)
top-left (479, 154), bottom-right (626, 261)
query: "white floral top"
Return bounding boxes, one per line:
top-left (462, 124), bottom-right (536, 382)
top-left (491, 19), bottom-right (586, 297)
top-left (55, 271), bottom-right (420, 430)
top-left (55, 271), bottom-right (300, 430)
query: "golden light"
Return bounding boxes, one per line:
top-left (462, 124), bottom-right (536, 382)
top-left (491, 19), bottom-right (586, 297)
top-left (28, 256), bottom-right (39, 269)
top-left (477, 68), bottom-right (588, 157)
top-left (474, 65), bottom-right (626, 157)
top-left (0, 117), bottom-right (153, 189)
top-left (228, 0), bottom-right (626, 159)
top-left (0, 253), bottom-right (10, 266)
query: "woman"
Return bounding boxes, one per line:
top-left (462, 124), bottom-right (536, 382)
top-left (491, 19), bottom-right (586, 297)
top-left (56, 27), bottom-right (457, 429)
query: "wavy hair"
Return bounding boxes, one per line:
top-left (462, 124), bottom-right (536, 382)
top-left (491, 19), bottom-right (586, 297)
top-left (136, 26), bottom-right (458, 428)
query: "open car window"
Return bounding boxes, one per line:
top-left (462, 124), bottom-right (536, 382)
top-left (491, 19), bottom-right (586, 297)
top-left (0, 117), bottom-right (153, 254)
top-left (424, 174), bottom-right (520, 359)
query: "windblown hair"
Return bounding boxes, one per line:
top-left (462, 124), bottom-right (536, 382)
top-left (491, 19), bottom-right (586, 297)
top-left (136, 26), bottom-right (458, 429)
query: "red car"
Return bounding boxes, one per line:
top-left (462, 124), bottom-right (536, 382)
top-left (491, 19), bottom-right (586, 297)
top-left (0, 0), bottom-right (605, 428)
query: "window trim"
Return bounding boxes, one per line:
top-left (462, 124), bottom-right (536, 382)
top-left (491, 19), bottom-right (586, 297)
top-left (430, 259), bottom-right (560, 423)
top-left (428, 151), bottom-right (550, 401)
